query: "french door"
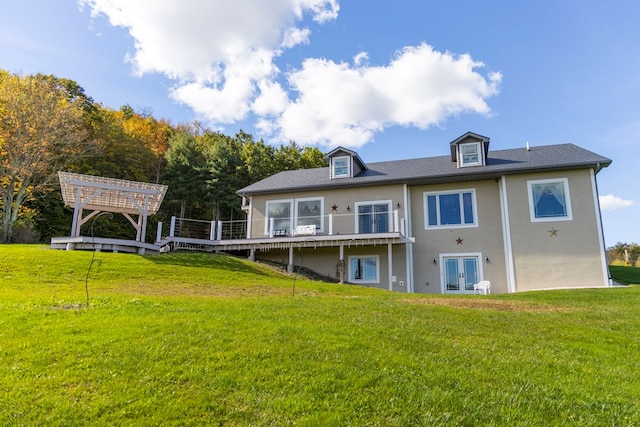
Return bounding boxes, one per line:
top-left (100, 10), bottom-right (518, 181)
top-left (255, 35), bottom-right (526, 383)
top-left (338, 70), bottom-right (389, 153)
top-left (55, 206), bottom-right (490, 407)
top-left (357, 203), bottom-right (390, 233)
top-left (443, 255), bottom-right (480, 293)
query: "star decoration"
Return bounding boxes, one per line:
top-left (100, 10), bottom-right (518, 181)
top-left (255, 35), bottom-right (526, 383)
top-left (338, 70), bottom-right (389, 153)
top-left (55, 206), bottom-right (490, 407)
top-left (456, 237), bottom-right (464, 245)
top-left (548, 227), bottom-right (558, 237)
top-left (331, 204), bottom-right (338, 212)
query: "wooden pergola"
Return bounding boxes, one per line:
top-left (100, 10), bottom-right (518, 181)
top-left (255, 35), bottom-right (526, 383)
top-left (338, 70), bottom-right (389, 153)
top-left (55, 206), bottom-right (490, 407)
top-left (58, 172), bottom-right (168, 243)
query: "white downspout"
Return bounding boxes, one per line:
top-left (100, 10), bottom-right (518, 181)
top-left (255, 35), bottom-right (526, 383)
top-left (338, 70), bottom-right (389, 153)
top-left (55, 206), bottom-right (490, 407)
top-left (591, 168), bottom-right (612, 287)
top-left (403, 183), bottom-right (414, 293)
top-left (499, 176), bottom-right (516, 293)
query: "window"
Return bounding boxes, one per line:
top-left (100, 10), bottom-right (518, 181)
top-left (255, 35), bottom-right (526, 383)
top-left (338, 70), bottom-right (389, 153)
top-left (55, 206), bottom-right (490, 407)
top-left (296, 198), bottom-right (323, 232)
top-left (348, 255), bottom-right (379, 283)
top-left (424, 190), bottom-right (477, 228)
top-left (331, 156), bottom-right (350, 178)
top-left (265, 200), bottom-right (292, 235)
top-left (528, 178), bottom-right (572, 221)
top-left (356, 201), bottom-right (391, 233)
top-left (459, 142), bottom-right (481, 167)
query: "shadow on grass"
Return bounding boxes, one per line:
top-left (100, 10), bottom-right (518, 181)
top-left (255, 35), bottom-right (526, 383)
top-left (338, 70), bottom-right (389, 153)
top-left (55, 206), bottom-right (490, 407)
top-left (144, 251), bottom-right (273, 277)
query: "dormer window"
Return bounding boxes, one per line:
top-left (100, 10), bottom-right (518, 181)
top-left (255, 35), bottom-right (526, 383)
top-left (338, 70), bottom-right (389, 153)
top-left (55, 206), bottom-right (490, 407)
top-left (449, 132), bottom-right (489, 168)
top-left (459, 142), bottom-right (481, 167)
top-left (331, 156), bottom-right (350, 178)
top-left (324, 146), bottom-right (368, 180)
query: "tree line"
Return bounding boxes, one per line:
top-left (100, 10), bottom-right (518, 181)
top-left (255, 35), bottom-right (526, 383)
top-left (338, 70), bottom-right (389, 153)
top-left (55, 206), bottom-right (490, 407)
top-left (0, 70), bottom-right (326, 243)
top-left (607, 242), bottom-right (640, 267)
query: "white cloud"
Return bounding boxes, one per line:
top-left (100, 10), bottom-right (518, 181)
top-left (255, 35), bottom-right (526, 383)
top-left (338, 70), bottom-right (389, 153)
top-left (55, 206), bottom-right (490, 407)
top-left (600, 194), bottom-right (634, 211)
top-left (269, 44), bottom-right (501, 148)
top-left (79, 1), bottom-right (500, 148)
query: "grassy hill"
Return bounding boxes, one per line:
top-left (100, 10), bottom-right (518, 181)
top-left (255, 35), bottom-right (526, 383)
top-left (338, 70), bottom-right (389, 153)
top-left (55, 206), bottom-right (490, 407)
top-left (1, 245), bottom-right (639, 426)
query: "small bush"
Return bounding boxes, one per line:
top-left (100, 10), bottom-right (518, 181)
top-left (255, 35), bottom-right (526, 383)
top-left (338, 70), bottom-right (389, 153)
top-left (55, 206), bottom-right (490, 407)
top-left (10, 221), bottom-right (41, 243)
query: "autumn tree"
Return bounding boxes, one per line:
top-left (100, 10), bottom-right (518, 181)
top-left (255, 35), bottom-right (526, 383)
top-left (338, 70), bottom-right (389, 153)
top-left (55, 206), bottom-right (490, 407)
top-left (0, 71), bottom-right (91, 242)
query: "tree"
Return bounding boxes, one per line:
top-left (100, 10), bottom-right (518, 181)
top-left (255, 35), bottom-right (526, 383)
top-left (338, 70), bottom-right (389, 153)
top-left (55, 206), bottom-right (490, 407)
top-left (162, 132), bottom-right (211, 219)
top-left (199, 131), bottom-right (247, 221)
top-left (0, 71), bottom-right (91, 242)
top-left (607, 242), bottom-right (640, 266)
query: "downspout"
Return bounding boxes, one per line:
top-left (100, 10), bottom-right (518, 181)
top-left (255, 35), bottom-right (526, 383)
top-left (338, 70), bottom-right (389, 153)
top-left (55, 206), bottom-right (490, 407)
top-left (499, 176), bottom-right (516, 293)
top-left (591, 166), bottom-right (612, 286)
top-left (404, 183), bottom-right (414, 293)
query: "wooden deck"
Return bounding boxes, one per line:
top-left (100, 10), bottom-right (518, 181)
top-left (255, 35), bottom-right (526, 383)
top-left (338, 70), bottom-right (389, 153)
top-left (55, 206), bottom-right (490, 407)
top-left (50, 236), bottom-right (162, 255)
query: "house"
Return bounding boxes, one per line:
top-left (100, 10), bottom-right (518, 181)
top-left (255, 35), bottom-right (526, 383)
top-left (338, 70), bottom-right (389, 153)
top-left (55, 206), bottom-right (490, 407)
top-left (237, 132), bottom-right (612, 294)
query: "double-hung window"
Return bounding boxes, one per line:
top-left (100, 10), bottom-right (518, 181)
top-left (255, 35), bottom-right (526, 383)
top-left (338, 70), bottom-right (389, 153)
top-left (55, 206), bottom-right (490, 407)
top-left (424, 189), bottom-right (477, 228)
top-left (331, 156), bottom-right (350, 178)
top-left (459, 142), bottom-right (481, 167)
top-left (348, 255), bottom-right (379, 283)
top-left (528, 178), bottom-right (572, 221)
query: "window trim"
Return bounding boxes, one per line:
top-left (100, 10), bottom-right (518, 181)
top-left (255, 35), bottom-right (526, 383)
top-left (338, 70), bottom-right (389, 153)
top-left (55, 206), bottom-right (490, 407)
top-left (423, 189), bottom-right (478, 229)
top-left (459, 142), bottom-right (482, 167)
top-left (294, 197), bottom-right (324, 233)
top-left (331, 156), bottom-right (351, 179)
top-left (527, 178), bottom-right (573, 222)
top-left (264, 199), bottom-right (293, 235)
top-left (348, 255), bottom-right (380, 283)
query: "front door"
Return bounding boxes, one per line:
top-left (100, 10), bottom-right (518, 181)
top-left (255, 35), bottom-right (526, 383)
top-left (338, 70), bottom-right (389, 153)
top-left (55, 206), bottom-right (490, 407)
top-left (443, 255), bottom-right (480, 293)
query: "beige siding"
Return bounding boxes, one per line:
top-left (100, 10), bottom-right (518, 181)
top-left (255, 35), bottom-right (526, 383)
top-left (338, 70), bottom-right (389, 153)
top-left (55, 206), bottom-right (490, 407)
top-left (503, 170), bottom-right (607, 291)
top-left (409, 180), bottom-right (507, 294)
top-left (246, 167), bottom-right (607, 294)
top-left (248, 184), bottom-right (406, 238)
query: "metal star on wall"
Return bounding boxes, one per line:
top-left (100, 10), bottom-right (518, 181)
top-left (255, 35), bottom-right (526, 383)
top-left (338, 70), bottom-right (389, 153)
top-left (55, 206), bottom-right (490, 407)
top-left (456, 237), bottom-right (464, 245)
top-left (548, 227), bottom-right (558, 237)
top-left (331, 204), bottom-right (338, 212)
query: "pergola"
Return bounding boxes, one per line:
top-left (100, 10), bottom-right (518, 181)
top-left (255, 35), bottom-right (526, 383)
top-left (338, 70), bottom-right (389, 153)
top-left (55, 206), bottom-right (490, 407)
top-left (58, 172), bottom-right (168, 243)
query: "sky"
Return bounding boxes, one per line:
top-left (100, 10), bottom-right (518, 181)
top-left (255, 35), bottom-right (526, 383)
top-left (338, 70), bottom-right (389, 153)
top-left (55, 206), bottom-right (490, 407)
top-left (1, 0), bottom-right (639, 246)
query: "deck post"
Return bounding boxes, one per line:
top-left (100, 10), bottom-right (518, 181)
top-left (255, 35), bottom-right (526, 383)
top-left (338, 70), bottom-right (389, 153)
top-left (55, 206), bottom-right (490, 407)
top-left (156, 221), bottom-right (162, 243)
top-left (388, 243), bottom-right (393, 291)
top-left (393, 210), bottom-right (399, 233)
top-left (328, 213), bottom-right (333, 235)
top-left (339, 243), bottom-right (345, 283)
top-left (217, 221), bottom-right (223, 240)
top-left (288, 244), bottom-right (294, 273)
top-left (170, 216), bottom-right (176, 237)
top-left (209, 221), bottom-right (216, 240)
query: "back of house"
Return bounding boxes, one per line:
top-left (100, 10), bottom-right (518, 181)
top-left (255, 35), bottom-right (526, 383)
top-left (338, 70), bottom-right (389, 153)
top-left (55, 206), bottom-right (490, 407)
top-left (238, 132), bottom-right (612, 294)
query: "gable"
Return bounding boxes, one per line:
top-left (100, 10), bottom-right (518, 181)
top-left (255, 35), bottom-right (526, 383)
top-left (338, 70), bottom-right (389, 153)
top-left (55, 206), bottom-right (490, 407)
top-left (449, 132), bottom-right (490, 167)
top-left (324, 146), bottom-right (368, 179)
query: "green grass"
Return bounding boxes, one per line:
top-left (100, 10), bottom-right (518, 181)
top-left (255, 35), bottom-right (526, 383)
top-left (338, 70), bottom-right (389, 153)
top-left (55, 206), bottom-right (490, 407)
top-left (1, 245), bottom-right (640, 426)
top-left (610, 265), bottom-right (640, 285)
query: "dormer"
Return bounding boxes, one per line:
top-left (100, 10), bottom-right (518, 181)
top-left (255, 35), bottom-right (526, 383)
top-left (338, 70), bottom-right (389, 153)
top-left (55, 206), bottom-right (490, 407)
top-left (450, 132), bottom-right (490, 168)
top-left (324, 147), bottom-right (368, 179)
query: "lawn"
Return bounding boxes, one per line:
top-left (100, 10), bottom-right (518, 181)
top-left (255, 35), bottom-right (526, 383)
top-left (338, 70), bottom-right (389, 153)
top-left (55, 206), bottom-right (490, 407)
top-left (1, 245), bottom-right (639, 426)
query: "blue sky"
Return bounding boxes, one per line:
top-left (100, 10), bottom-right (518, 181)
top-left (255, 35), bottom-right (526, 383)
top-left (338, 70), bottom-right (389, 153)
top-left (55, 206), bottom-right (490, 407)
top-left (1, 0), bottom-right (638, 246)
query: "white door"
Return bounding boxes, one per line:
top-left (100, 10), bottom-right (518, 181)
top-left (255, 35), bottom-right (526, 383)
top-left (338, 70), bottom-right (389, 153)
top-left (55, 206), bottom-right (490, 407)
top-left (443, 256), bottom-right (480, 293)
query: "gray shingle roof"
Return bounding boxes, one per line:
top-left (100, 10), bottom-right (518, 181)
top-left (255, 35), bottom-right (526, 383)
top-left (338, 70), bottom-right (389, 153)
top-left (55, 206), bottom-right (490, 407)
top-left (238, 143), bottom-right (611, 195)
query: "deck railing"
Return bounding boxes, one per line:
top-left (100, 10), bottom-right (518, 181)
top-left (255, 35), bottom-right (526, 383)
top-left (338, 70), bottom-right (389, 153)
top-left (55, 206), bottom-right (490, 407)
top-left (156, 210), bottom-right (405, 242)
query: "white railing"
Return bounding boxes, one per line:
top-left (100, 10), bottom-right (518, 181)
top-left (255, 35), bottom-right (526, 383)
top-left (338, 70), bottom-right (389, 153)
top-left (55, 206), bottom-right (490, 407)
top-left (157, 217), bottom-right (247, 241)
top-left (157, 210), bottom-right (406, 243)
